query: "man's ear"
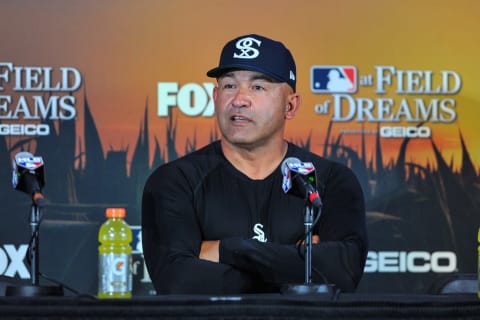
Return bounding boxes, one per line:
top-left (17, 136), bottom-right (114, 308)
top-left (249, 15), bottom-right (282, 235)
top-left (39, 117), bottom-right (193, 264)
top-left (285, 93), bottom-right (301, 120)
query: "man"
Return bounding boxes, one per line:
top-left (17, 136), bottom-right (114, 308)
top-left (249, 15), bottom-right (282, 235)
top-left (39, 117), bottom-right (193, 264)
top-left (142, 34), bottom-right (368, 294)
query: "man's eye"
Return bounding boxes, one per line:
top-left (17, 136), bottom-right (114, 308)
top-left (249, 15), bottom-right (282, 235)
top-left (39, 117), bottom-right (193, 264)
top-left (252, 85), bottom-right (264, 91)
top-left (222, 84), bottom-right (235, 89)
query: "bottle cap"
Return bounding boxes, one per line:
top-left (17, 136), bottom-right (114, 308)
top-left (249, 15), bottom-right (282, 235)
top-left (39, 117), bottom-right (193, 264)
top-left (106, 208), bottom-right (126, 219)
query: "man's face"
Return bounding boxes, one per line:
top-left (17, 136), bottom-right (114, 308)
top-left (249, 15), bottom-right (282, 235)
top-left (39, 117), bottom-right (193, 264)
top-left (213, 70), bottom-right (294, 149)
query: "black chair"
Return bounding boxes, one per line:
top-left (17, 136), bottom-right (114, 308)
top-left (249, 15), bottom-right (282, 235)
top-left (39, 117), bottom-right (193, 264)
top-left (428, 273), bottom-right (477, 294)
top-left (0, 275), bottom-right (29, 296)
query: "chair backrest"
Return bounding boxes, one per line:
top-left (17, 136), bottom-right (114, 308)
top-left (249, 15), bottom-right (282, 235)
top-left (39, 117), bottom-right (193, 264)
top-left (0, 275), bottom-right (27, 296)
top-left (428, 273), bottom-right (477, 294)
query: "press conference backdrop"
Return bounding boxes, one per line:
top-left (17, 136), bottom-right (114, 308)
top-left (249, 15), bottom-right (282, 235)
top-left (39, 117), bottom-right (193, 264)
top-left (1, 0), bottom-right (479, 295)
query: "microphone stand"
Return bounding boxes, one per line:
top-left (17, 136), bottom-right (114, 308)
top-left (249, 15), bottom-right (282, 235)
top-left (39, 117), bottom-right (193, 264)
top-left (5, 201), bottom-right (64, 296)
top-left (304, 204), bottom-right (314, 284)
top-left (281, 203), bottom-right (335, 296)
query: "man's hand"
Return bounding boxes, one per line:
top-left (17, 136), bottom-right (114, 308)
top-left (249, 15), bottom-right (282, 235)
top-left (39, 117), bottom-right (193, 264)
top-left (297, 235), bottom-right (320, 245)
top-left (200, 236), bottom-right (319, 263)
top-left (200, 240), bottom-right (220, 262)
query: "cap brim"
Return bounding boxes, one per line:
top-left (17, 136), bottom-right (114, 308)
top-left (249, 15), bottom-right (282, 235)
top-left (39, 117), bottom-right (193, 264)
top-left (206, 64), bottom-right (284, 84)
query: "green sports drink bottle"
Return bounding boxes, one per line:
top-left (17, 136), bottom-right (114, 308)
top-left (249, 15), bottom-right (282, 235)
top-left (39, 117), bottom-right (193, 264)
top-left (98, 208), bottom-right (133, 299)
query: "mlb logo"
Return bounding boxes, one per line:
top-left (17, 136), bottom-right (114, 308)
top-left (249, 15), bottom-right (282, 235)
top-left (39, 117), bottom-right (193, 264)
top-left (311, 66), bottom-right (357, 93)
top-left (131, 225), bottom-right (143, 254)
top-left (289, 162), bottom-right (315, 175)
top-left (18, 156), bottom-right (44, 169)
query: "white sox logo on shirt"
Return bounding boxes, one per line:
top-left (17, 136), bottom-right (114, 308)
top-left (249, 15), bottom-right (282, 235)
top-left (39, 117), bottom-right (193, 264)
top-left (252, 223), bottom-right (267, 242)
top-left (233, 37), bottom-right (261, 59)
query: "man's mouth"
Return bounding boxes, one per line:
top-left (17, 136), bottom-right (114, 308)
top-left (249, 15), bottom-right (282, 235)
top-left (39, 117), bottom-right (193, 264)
top-left (230, 115), bottom-right (250, 122)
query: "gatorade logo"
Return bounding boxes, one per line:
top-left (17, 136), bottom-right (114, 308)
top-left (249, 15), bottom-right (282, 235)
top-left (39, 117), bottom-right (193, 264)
top-left (112, 257), bottom-right (127, 276)
top-left (116, 261), bottom-right (124, 271)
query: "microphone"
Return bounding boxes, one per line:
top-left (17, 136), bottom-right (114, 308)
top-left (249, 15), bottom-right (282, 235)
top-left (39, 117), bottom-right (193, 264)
top-left (281, 157), bottom-right (322, 208)
top-left (12, 152), bottom-right (45, 206)
top-left (280, 157), bottom-right (336, 296)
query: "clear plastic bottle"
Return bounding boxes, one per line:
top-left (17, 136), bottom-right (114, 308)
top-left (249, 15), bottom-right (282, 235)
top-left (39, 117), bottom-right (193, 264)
top-left (98, 208), bottom-right (132, 298)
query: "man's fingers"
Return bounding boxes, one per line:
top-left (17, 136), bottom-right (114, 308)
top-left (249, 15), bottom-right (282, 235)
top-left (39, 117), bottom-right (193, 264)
top-left (297, 235), bottom-right (320, 245)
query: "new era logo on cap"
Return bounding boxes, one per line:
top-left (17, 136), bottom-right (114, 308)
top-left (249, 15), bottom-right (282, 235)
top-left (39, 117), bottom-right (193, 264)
top-left (290, 70), bottom-right (296, 81)
top-left (310, 66), bottom-right (357, 93)
top-left (207, 34), bottom-right (297, 91)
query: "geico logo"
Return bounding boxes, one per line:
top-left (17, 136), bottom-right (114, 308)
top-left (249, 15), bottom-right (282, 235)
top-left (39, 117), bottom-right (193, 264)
top-left (380, 126), bottom-right (431, 138)
top-left (364, 251), bottom-right (457, 273)
top-left (0, 124), bottom-right (50, 136)
top-left (157, 82), bottom-right (215, 117)
top-left (0, 244), bottom-right (30, 278)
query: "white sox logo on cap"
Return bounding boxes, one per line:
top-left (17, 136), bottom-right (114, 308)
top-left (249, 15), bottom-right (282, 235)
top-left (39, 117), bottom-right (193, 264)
top-left (233, 37), bottom-right (261, 59)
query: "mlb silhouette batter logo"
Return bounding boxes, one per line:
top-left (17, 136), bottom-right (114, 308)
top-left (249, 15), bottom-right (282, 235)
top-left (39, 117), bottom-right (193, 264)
top-left (310, 66), bottom-right (357, 93)
top-left (131, 226), bottom-right (143, 254)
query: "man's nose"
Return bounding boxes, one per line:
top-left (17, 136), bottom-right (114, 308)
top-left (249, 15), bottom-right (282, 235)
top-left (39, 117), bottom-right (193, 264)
top-left (231, 86), bottom-right (251, 108)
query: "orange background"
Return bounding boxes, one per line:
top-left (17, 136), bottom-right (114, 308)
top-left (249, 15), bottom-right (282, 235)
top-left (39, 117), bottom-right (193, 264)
top-left (2, 0), bottom-right (479, 171)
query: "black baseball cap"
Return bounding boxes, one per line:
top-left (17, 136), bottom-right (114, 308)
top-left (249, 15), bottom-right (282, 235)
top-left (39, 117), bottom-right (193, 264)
top-left (207, 34), bottom-right (297, 92)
